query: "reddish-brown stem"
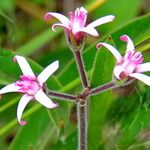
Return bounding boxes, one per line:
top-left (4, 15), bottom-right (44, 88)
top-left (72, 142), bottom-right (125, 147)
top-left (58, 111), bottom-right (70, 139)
top-left (77, 101), bottom-right (88, 150)
top-left (74, 51), bottom-right (89, 88)
top-left (47, 90), bottom-right (77, 101)
top-left (90, 81), bottom-right (117, 95)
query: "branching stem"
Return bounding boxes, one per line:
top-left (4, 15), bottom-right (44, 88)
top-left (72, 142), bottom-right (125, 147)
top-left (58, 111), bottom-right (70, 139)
top-left (47, 90), bottom-right (77, 101)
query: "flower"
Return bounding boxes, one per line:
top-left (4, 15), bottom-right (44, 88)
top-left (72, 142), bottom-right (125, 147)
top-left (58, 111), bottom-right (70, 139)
top-left (0, 55), bottom-right (59, 125)
top-left (96, 35), bottom-right (150, 86)
top-left (45, 7), bottom-right (115, 48)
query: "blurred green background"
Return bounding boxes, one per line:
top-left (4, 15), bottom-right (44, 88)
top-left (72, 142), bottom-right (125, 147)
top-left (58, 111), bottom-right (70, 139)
top-left (0, 0), bottom-right (150, 150)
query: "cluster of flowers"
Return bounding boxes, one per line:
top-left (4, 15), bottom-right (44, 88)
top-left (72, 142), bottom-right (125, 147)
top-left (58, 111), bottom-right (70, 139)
top-left (0, 7), bottom-right (150, 125)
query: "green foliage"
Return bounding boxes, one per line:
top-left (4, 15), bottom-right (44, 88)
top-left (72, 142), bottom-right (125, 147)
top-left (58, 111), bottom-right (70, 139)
top-left (0, 1), bottom-right (150, 150)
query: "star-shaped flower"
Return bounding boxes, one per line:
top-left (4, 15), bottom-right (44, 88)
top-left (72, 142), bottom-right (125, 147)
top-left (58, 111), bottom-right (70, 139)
top-left (45, 7), bottom-right (115, 47)
top-left (0, 55), bottom-right (59, 125)
top-left (97, 35), bottom-right (150, 86)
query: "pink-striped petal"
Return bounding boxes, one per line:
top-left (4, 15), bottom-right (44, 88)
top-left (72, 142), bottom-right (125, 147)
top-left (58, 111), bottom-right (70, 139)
top-left (37, 61), bottom-right (59, 86)
top-left (14, 55), bottom-right (35, 77)
top-left (17, 94), bottom-right (32, 125)
top-left (34, 89), bottom-right (58, 108)
top-left (0, 83), bottom-right (19, 94)
top-left (52, 23), bottom-right (70, 32)
top-left (44, 12), bottom-right (70, 26)
top-left (129, 73), bottom-right (150, 86)
top-left (120, 35), bottom-right (135, 54)
top-left (77, 27), bottom-right (99, 36)
top-left (96, 43), bottom-right (123, 63)
top-left (135, 63), bottom-right (150, 73)
top-left (87, 15), bottom-right (115, 28)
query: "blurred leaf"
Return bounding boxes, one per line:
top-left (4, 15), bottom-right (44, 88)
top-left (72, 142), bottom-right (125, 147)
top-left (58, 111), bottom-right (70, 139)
top-left (0, 0), bottom-right (14, 11)
top-left (9, 108), bottom-right (58, 150)
top-left (88, 38), bottom-right (115, 149)
top-left (110, 13), bottom-right (150, 53)
top-left (92, 0), bottom-right (141, 35)
top-left (16, 28), bottom-right (62, 56)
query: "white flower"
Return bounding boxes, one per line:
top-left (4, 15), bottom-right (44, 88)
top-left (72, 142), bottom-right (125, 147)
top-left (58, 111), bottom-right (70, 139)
top-left (45, 7), bottom-right (115, 45)
top-left (97, 35), bottom-right (150, 86)
top-left (0, 55), bottom-right (59, 125)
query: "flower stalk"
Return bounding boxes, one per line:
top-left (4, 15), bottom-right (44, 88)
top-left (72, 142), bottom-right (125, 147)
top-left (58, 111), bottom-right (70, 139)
top-left (74, 51), bottom-right (89, 88)
top-left (73, 49), bottom-right (89, 150)
top-left (47, 90), bottom-right (77, 101)
top-left (90, 81), bottom-right (116, 95)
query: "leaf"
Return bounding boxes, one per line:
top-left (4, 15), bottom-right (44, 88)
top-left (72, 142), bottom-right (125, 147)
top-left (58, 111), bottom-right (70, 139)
top-left (16, 28), bottom-right (62, 56)
top-left (9, 108), bottom-right (58, 150)
top-left (91, 0), bottom-right (141, 34)
top-left (110, 13), bottom-right (150, 53)
top-left (88, 38), bottom-right (115, 149)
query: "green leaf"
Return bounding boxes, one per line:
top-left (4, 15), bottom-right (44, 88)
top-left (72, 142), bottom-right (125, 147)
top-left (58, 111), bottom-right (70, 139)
top-left (88, 39), bottom-right (115, 149)
top-left (92, 0), bottom-right (141, 34)
top-left (16, 28), bottom-right (62, 56)
top-left (9, 108), bottom-right (58, 150)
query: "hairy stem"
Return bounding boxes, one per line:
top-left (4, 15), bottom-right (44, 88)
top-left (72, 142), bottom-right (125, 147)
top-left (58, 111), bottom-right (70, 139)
top-left (47, 90), bottom-right (77, 101)
top-left (74, 51), bottom-right (89, 88)
top-left (77, 101), bottom-right (88, 150)
top-left (90, 81), bottom-right (117, 95)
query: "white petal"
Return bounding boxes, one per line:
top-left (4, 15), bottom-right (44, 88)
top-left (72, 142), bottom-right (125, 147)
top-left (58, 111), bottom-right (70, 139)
top-left (79, 7), bottom-right (88, 13)
top-left (52, 23), bottom-right (70, 32)
top-left (129, 73), bottom-right (150, 86)
top-left (34, 89), bottom-right (58, 108)
top-left (0, 83), bottom-right (19, 94)
top-left (87, 15), bottom-right (115, 28)
top-left (135, 63), bottom-right (150, 73)
top-left (96, 43), bottom-right (123, 63)
top-left (113, 65), bottom-right (126, 79)
top-left (120, 35), bottom-right (135, 54)
top-left (37, 60), bottom-right (59, 85)
top-left (14, 55), bottom-right (35, 77)
top-left (17, 94), bottom-right (32, 125)
top-left (44, 12), bottom-right (70, 26)
top-left (77, 27), bottom-right (99, 36)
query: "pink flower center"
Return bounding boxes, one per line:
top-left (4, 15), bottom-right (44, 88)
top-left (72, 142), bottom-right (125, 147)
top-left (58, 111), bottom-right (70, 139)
top-left (124, 51), bottom-right (144, 64)
top-left (68, 7), bottom-right (87, 34)
top-left (15, 75), bottom-right (41, 96)
top-left (118, 51), bottom-right (144, 78)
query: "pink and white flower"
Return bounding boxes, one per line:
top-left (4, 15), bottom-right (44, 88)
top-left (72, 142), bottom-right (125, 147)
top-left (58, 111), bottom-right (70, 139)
top-left (45, 7), bottom-right (115, 45)
top-left (0, 55), bottom-right (59, 125)
top-left (97, 35), bottom-right (150, 86)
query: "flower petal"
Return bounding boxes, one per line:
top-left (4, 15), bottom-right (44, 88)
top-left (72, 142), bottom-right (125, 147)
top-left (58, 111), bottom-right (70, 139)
top-left (17, 94), bottom-right (32, 125)
top-left (87, 15), bottom-right (115, 28)
top-left (129, 73), bottom-right (150, 86)
top-left (34, 89), bottom-right (58, 108)
top-left (77, 27), bottom-right (99, 36)
top-left (0, 83), bottom-right (19, 94)
top-left (120, 35), bottom-right (135, 53)
top-left (14, 55), bottom-right (35, 77)
top-left (52, 23), bottom-right (70, 32)
top-left (135, 62), bottom-right (150, 73)
top-left (113, 65), bottom-right (126, 79)
top-left (44, 12), bottom-right (70, 26)
top-left (37, 61), bottom-right (59, 85)
top-left (96, 43), bottom-right (123, 63)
